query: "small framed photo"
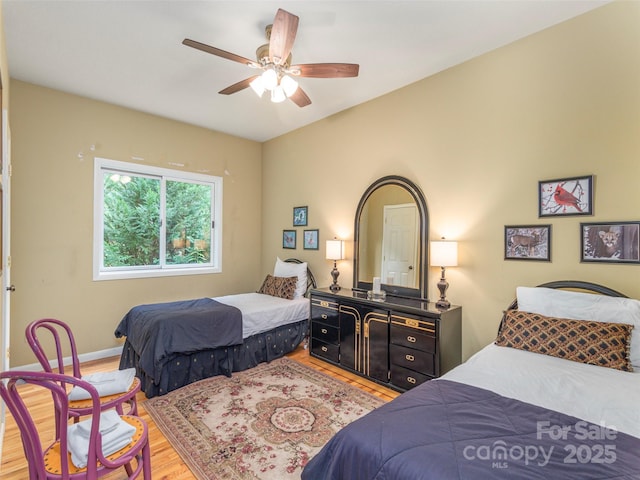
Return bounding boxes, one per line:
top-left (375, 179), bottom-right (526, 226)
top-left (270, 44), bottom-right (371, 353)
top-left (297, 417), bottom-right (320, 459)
top-left (539, 175), bottom-right (593, 217)
top-left (282, 230), bottom-right (296, 249)
top-left (581, 222), bottom-right (640, 264)
top-left (303, 229), bottom-right (319, 250)
top-left (293, 206), bottom-right (308, 226)
top-left (504, 225), bottom-right (551, 261)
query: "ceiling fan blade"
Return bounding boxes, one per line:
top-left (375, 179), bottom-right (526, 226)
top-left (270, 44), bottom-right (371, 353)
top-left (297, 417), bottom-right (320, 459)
top-left (269, 9), bottom-right (299, 65)
top-left (292, 63), bottom-right (360, 78)
top-left (289, 87), bottom-right (312, 108)
top-left (219, 76), bottom-right (259, 95)
top-left (183, 38), bottom-right (255, 66)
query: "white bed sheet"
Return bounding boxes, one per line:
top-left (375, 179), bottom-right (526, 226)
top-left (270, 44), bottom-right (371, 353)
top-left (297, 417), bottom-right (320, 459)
top-left (214, 293), bottom-right (309, 338)
top-left (442, 343), bottom-right (640, 438)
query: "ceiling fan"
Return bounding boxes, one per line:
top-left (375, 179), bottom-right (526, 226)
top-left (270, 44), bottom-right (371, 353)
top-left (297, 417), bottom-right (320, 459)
top-left (182, 8), bottom-right (359, 107)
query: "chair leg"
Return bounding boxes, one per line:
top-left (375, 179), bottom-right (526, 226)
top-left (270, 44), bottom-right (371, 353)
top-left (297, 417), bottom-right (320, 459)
top-left (129, 398), bottom-right (138, 416)
top-left (143, 442), bottom-right (152, 480)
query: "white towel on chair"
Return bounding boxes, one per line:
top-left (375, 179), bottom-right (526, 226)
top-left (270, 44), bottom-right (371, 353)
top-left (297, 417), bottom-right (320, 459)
top-left (75, 410), bottom-right (121, 438)
top-left (67, 410), bottom-right (136, 468)
top-left (68, 368), bottom-right (136, 401)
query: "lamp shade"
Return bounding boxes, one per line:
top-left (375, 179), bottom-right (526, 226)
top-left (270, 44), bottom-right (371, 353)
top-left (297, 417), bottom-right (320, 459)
top-left (271, 86), bottom-right (286, 103)
top-left (280, 75), bottom-right (299, 97)
top-left (326, 239), bottom-right (344, 261)
top-left (430, 241), bottom-right (458, 267)
top-left (249, 76), bottom-right (265, 97)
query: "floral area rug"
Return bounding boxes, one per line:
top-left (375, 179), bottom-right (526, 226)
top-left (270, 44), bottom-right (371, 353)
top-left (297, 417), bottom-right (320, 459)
top-left (144, 357), bottom-right (386, 479)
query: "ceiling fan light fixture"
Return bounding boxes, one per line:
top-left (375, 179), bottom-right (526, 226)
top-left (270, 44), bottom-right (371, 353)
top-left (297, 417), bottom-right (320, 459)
top-left (183, 8), bottom-right (359, 108)
top-left (249, 76), bottom-right (265, 97)
top-left (271, 85), bottom-right (286, 103)
top-left (261, 68), bottom-right (278, 90)
top-left (280, 74), bottom-right (298, 97)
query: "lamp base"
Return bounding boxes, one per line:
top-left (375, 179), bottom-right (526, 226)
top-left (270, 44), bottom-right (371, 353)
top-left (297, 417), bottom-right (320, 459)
top-left (329, 262), bottom-right (341, 292)
top-left (435, 298), bottom-right (451, 309)
top-left (436, 267), bottom-right (451, 310)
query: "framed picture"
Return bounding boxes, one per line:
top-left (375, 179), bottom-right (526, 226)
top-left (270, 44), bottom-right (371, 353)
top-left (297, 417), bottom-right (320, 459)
top-left (303, 229), bottom-right (319, 250)
top-left (293, 206), bottom-right (308, 226)
top-left (504, 225), bottom-right (551, 261)
top-left (581, 222), bottom-right (640, 264)
top-left (282, 230), bottom-right (296, 249)
top-left (539, 175), bottom-right (593, 217)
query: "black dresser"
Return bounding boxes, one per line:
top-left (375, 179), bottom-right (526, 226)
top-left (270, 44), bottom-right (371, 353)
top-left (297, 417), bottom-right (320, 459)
top-left (309, 287), bottom-right (462, 392)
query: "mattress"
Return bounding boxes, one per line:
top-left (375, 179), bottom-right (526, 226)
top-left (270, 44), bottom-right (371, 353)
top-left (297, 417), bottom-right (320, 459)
top-left (214, 292), bottom-right (310, 338)
top-left (443, 343), bottom-right (640, 438)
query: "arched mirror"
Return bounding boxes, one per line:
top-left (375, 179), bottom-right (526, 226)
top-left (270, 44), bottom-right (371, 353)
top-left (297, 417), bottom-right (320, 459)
top-left (353, 175), bottom-right (429, 299)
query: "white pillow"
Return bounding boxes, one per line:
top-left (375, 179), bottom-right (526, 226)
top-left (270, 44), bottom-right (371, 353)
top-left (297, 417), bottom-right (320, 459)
top-left (274, 257), bottom-right (308, 299)
top-left (516, 286), bottom-right (640, 368)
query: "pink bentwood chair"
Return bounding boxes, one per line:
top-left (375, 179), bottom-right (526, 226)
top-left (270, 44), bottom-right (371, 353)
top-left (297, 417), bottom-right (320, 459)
top-left (0, 370), bottom-right (151, 479)
top-left (25, 318), bottom-right (140, 428)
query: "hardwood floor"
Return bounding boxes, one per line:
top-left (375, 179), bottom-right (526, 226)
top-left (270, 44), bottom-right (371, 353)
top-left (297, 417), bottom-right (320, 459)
top-left (0, 345), bottom-right (399, 479)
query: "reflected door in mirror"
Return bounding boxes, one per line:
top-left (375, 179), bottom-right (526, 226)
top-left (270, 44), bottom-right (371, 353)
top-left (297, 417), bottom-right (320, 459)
top-left (381, 203), bottom-right (418, 287)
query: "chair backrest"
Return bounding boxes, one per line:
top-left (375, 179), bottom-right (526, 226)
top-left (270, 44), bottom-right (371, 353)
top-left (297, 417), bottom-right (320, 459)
top-left (0, 370), bottom-right (102, 478)
top-left (26, 318), bottom-right (82, 379)
top-left (0, 370), bottom-right (149, 479)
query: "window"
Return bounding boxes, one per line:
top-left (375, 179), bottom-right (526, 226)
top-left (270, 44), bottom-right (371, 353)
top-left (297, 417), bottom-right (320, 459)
top-left (93, 157), bottom-right (222, 280)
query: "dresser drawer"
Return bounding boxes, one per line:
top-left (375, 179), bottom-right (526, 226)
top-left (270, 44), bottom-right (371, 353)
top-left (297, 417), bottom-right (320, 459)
top-left (390, 364), bottom-right (432, 390)
top-left (390, 324), bottom-right (436, 353)
top-left (310, 338), bottom-right (340, 364)
top-left (311, 297), bottom-right (340, 328)
top-left (311, 321), bottom-right (339, 345)
top-left (390, 344), bottom-right (435, 376)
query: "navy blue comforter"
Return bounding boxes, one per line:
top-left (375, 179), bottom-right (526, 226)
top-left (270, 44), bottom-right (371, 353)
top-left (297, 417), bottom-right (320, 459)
top-left (114, 298), bottom-right (242, 383)
top-left (302, 379), bottom-right (640, 479)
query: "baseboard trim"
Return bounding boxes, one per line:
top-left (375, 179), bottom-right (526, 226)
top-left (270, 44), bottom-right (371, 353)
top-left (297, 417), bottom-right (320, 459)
top-left (11, 346), bottom-right (124, 371)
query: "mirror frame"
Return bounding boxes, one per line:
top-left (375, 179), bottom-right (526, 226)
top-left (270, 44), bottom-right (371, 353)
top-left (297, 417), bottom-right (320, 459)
top-left (353, 175), bottom-right (429, 300)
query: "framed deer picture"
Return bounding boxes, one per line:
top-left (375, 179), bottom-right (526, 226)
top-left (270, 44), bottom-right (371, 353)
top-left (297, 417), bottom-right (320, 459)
top-left (581, 222), bottom-right (640, 264)
top-left (504, 225), bottom-right (551, 261)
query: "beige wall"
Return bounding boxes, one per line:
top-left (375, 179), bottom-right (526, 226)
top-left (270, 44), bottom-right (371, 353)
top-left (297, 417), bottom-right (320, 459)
top-left (9, 81), bottom-right (263, 366)
top-left (262, 2), bottom-right (640, 360)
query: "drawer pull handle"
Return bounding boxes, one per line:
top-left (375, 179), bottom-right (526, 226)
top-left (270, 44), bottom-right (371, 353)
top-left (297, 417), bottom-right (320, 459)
top-left (405, 354), bottom-right (415, 362)
top-left (321, 314), bottom-right (328, 320)
top-left (407, 376), bottom-right (416, 384)
top-left (320, 301), bottom-right (329, 307)
top-left (406, 319), bottom-right (419, 328)
top-left (321, 346), bottom-right (328, 352)
top-left (321, 328), bottom-right (328, 334)
top-left (407, 336), bottom-right (417, 343)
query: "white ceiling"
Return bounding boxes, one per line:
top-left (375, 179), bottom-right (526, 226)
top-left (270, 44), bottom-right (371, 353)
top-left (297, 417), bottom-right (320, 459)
top-left (4, 1), bottom-right (608, 142)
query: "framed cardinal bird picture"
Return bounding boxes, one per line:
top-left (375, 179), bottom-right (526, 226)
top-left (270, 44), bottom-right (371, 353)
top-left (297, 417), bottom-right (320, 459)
top-left (538, 175), bottom-right (593, 217)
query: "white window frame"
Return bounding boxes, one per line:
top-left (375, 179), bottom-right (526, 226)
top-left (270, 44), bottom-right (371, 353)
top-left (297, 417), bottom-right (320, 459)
top-left (93, 157), bottom-right (222, 281)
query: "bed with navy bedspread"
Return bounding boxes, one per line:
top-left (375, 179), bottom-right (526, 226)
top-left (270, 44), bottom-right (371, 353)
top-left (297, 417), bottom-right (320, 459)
top-left (116, 258), bottom-right (314, 398)
top-left (302, 281), bottom-right (640, 479)
top-left (302, 379), bottom-right (640, 479)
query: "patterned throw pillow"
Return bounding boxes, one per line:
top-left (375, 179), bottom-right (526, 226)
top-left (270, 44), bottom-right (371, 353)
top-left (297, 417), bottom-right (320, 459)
top-left (495, 310), bottom-right (634, 371)
top-left (257, 275), bottom-right (298, 300)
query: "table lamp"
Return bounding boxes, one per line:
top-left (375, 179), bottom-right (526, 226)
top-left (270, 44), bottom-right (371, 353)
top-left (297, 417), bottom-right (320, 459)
top-left (326, 239), bottom-right (345, 292)
top-left (430, 239), bottom-right (458, 309)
